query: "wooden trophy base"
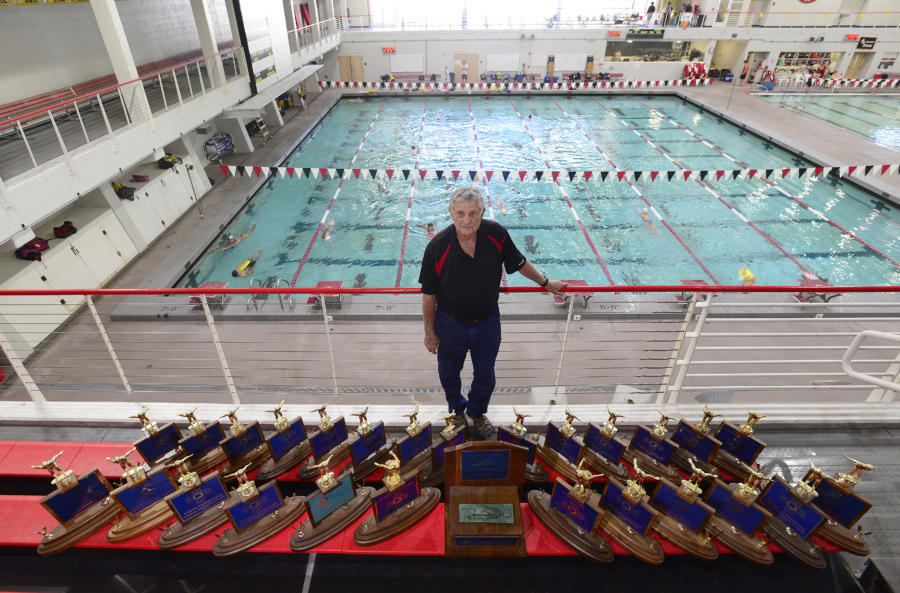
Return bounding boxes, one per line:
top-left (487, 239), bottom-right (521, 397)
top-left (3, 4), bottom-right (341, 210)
top-left (652, 514), bottom-right (719, 560)
top-left (257, 441), bottom-right (311, 481)
top-left (525, 461), bottom-right (549, 482)
top-left (535, 438), bottom-right (578, 482)
top-left (352, 445), bottom-right (392, 482)
top-left (670, 447), bottom-right (717, 477)
top-left (526, 490), bottom-right (614, 563)
top-left (711, 450), bottom-right (753, 482)
top-left (399, 447), bottom-right (433, 481)
top-left (417, 462), bottom-right (445, 487)
top-left (290, 486), bottom-right (375, 551)
top-left (580, 447), bottom-right (628, 482)
top-left (186, 447), bottom-right (228, 476)
top-left (220, 446), bottom-right (272, 478)
top-left (212, 495), bottom-right (305, 557)
top-left (37, 497), bottom-right (122, 556)
top-left (621, 449), bottom-right (681, 484)
top-left (815, 519), bottom-right (870, 556)
top-left (446, 485), bottom-right (526, 558)
top-left (705, 515), bottom-right (774, 566)
top-left (157, 490), bottom-right (244, 549)
top-left (107, 499), bottom-right (175, 543)
top-left (597, 511), bottom-right (665, 565)
top-left (297, 442), bottom-right (350, 480)
top-left (353, 487), bottom-right (440, 545)
top-left (762, 515), bottom-right (826, 569)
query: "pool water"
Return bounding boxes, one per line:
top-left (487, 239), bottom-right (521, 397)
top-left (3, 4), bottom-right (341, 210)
top-left (760, 94), bottom-right (900, 151)
top-left (181, 95), bottom-right (900, 289)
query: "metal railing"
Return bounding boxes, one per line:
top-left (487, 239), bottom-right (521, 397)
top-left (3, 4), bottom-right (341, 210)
top-left (287, 17), bottom-right (342, 55)
top-left (0, 46), bottom-right (244, 180)
top-left (0, 286), bottom-right (897, 416)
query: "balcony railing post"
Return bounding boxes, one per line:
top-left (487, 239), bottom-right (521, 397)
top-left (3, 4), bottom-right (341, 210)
top-left (199, 295), bottom-right (241, 405)
top-left (117, 86), bottom-right (132, 125)
top-left (85, 296), bottom-right (133, 396)
top-left (47, 110), bottom-right (73, 170)
top-left (172, 70), bottom-right (185, 114)
top-left (197, 61), bottom-right (207, 98)
top-left (17, 121), bottom-right (38, 168)
top-left (0, 330), bottom-right (46, 403)
top-left (184, 64), bottom-right (194, 99)
top-left (320, 295), bottom-right (339, 398)
top-left (659, 292), bottom-right (697, 404)
top-left (158, 73), bottom-right (169, 111)
top-left (72, 99), bottom-right (90, 145)
top-left (551, 296), bottom-right (576, 405)
top-left (666, 293), bottom-right (711, 404)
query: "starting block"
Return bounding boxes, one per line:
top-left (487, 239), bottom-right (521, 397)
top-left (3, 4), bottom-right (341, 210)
top-left (675, 279), bottom-right (709, 302)
top-left (189, 281), bottom-right (229, 310)
top-left (307, 280), bottom-right (344, 309)
top-left (795, 277), bottom-right (840, 303)
top-left (553, 279), bottom-right (593, 307)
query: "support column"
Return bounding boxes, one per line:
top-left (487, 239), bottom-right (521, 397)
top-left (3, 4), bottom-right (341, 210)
top-left (325, 0), bottom-right (335, 35)
top-left (191, 0), bottom-right (226, 87)
top-left (224, 0), bottom-right (248, 77)
top-left (89, 0), bottom-right (150, 123)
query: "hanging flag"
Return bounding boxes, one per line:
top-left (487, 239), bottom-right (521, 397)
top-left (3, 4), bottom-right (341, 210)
top-left (369, 169), bottom-right (378, 179)
top-left (502, 170), bottom-right (510, 181)
top-left (236, 166), bottom-right (246, 176)
top-left (485, 170), bottom-right (494, 182)
top-left (436, 170), bottom-right (444, 180)
top-left (683, 170), bottom-right (692, 181)
top-left (253, 166), bottom-right (262, 177)
top-left (699, 170), bottom-right (708, 181)
top-left (617, 171), bottom-right (626, 181)
top-left (534, 171), bottom-right (544, 181)
top-left (568, 171), bottom-right (577, 181)
top-left (651, 171), bottom-right (659, 182)
top-left (469, 170), bottom-right (477, 181)
top-left (419, 169), bottom-right (428, 180)
top-left (732, 170), bottom-right (741, 180)
top-left (848, 165), bottom-right (857, 177)
top-left (667, 171), bottom-right (675, 181)
top-left (551, 171), bottom-right (560, 182)
top-left (278, 167), bottom-right (286, 178)
top-left (633, 171), bottom-right (642, 181)
top-left (814, 167), bottom-right (824, 178)
top-left (386, 169), bottom-right (394, 180)
top-left (451, 170), bottom-right (460, 181)
top-left (319, 168), bottom-right (328, 179)
top-left (401, 169), bottom-right (410, 180)
top-left (220, 165), bottom-right (229, 177)
top-left (584, 171), bottom-right (592, 181)
top-left (519, 171), bottom-right (528, 181)
top-left (352, 169), bottom-right (361, 179)
top-left (782, 168), bottom-right (791, 179)
top-left (716, 170), bottom-right (724, 181)
top-left (882, 164), bottom-right (892, 175)
top-left (796, 167), bottom-right (806, 178)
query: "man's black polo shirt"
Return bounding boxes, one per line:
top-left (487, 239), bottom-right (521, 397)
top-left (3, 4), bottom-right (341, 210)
top-left (419, 219), bottom-right (526, 322)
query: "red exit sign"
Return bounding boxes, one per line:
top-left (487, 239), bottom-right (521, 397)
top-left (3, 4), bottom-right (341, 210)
top-left (846, 34), bottom-right (859, 40)
top-left (608, 30), bottom-right (621, 37)
top-left (383, 47), bottom-right (396, 53)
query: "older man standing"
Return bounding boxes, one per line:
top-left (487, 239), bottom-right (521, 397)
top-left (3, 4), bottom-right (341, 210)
top-left (419, 187), bottom-right (567, 439)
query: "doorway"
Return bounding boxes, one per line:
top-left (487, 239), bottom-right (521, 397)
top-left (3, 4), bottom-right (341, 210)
top-left (454, 53), bottom-right (478, 83)
top-left (338, 55), bottom-right (364, 81)
top-left (845, 52), bottom-right (873, 79)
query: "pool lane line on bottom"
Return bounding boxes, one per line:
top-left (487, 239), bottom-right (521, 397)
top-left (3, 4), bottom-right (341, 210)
top-left (637, 99), bottom-right (900, 270)
top-left (550, 98), bottom-right (719, 285)
top-left (602, 97), bottom-right (812, 275)
top-left (507, 98), bottom-right (615, 286)
top-left (290, 99), bottom-right (387, 287)
top-left (394, 99), bottom-right (428, 288)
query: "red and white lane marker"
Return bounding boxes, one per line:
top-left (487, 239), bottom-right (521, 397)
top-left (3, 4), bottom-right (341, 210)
top-left (394, 100), bottom-right (429, 288)
top-left (508, 98), bottom-right (615, 285)
top-left (556, 98), bottom-right (719, 285)
top-left (634, 98), bottom-right (900, 269)
top-left (290, 99), bottom-right (387, 287)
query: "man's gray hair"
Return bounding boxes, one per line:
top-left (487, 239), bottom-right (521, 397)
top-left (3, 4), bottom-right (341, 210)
top-left (449, 187), bottom-right (485, 211)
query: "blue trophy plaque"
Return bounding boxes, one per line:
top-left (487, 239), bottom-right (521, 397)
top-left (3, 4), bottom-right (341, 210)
top-left (397, 427), bottom-right (432, 464)
top-left (267, 417), bottom-right (307, 461)
top-left (113, 468), bottom-right (178, 516)
top-left (549, 480), bottom-right (600, 533)
top-left (226, 481), bottom-right (285, 532)
top-left (350, 422), bottom-right (387, 465)
top-left (649, 480), bottom-right (712, 532)
top-left (306, 474), bottom-right (355, 526)
top-left (497, 427), bottom-right (535, 465)
top-left (758, 477), bottom-right (824, 539)
top-left (135, 423), bottom-right (183, 465)
top-left (167, 474), bottom-right (229, 523)
top-left (584, 423), bottom-right (626, 465)
top-left (310, 417), bottom-right (348, 461)
top-left (373, 477), bottom-right (420, 522)
top-left (671, 420), bottom-right (721, 463)
top-left (630, 425), bottom-right (677, 465)
top-left (42, 470), bottom-right (113, 525)
top-left (715, 422), bottom-right (765, 465)
top-left (461, 449), bottom-right (511, 481)
top-left (433, 429), bottom-right (466, 469)
top-left (601, 479), bottom-right (656, 536)
top-left (544, 422), bottom-right (581, 465)
top-left (704, 481), bottom-right (769, 535)
top-left (220, 422), bottom-right (266, 462)
top-left (809, 476), bottom-right (871, 528)
top-left (180, 422), bottom-right (226, 457)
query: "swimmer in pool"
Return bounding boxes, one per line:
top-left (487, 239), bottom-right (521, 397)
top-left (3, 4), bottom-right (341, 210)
top-left (739, 267), bottom-right (756, 287)
top-left (220, 224), bottom-right (256, 252)
top-left (494, 196), bottom-right (508, 216)
top-left (635, 205), bottom-right (660, 234)
top-left (512, 141), bottom-right (522, 149)
top-left (425, 223), bottom-right (437, 239)
top-left (232, 247), bottom-right (263, 277)
top-left (323, 221), bottom-right (335, 249)
top-left (410, 145), bottom-right (419, 156)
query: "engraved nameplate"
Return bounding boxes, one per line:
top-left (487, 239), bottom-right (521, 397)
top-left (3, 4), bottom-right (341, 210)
top-left (226, 481), bottom-right (284, 532)
top-left (220, 422), bottom-right (266, 462)
top-left (179, 422), bottom-right (225, 457)
top-left (114, 468), bottom-right (177, 516)
top-left (167, 474), bottom-right (228, 523)
top-left (373, 477), bottom-right (419, 522)
top-left (397, 426), bottom-right (432, 464)
top-left (135, 422), bottom-right (183, 465)
top-left (461, 449), bottom-right (511, 481)
top-left (671, 421), bottom-right (721, 463)
top-left (602, 479), bottom-right (655, 535)
top-left (650, 479), bottom-right (711, 532)
top-left (458, 503), bottom-right (515, 524)
top-left (497, 427), bottom-right (535, 465)
top-left (808, 475), bottom-right (871, 528)
top-left (433, 429), bottom-right (466, 469)
top-left (584, 423), bottom-right (626, 464)
top-left (549, 480), bottom-right (599, 533)
top-left (705, 481), bottom-right (768, 535)
top-left (267, 417), bottom-right (307, 461)
top-left (42, 470), bottom-right (112, 525)
top-left (758, 477), bottom-right (824, 539)
top-left (715, 422), bottom-right (765, 465)
top-left (630, 425), bottom-right (676, 465)
top-left (350, 422), bottom-right (387, 466)
top-left (545, 422), bottom-right (581, 465)
top-left (307, 475), bottom-right (354, 526)
top-left (310, 417), bottom-right (348, 461)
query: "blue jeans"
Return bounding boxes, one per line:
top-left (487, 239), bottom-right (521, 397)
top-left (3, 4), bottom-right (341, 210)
top-left (435, 307), bottom-right (502, 418)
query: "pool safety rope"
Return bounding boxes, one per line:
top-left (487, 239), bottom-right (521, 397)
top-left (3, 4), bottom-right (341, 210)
top-left (219, 163), bottom-right (900, 184)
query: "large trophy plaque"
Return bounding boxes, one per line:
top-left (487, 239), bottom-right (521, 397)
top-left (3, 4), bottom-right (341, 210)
top-left (130, 406), bottom-right (183, 468)
top-left (107, 448), bottom-right (178, 542)
top-left (257, 401), bottom-right (311, 481)
top-left (527, 459), bottom-right (614, 563)
top-left (535, 408), bottom-right (584, 481)
top-left (757, 468), bottom-right (827, 569)
top-left (158, 456), bottom-right (241, 549)
top-left (354, 451), bottom-right (441, 545)
top-left (420, 413), bottom-right (467, 486)
top-left (177, 407), bottom-right (227, 475)
top-left (297, 405), bottom-right (350, 479)
top-left (598, 461), bottom-right (664, 565)
top-left (622, 410), bottom-right (682, 483)
top-left (33, 451), bottom-right (122, 556)
top-left (495, 408), bottom-right (548, 482)
top-left (393, 405), bottom-right (435, 477)
top-left (803, 456), bottom-right (874, 556)
top-left (445, 441), bottom-right (528, 558)
top-left (669, 405), bottom-right (723, 475)
top-left (703, 467), bottom-right (774, 565)
top-left (212, 464), bottom-right (305, 557)
top-left (290, 459), bottom-right (375, 551)
top-left (648, 459), bottom-right (718, 560)
top-left (347, 406), bottom-right (393, 481)
top-left (218, 408), bottom-right (271, 476)
top-left (712, 411), bottom-right (766, 482)
top-left (579, 406), bottom-right (629, 481)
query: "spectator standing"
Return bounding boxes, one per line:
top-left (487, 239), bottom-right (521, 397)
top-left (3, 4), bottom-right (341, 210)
top-left (662, 2), bottom-right (673, 26)
top-left (646, 2), bottom-right (656, 25)
top-left (680, 2), bottom-right (692, 29)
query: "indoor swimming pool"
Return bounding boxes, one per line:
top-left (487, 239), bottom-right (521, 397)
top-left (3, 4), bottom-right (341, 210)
top-left (761, 93), bottom-right (900, 151)
top-left (181, 95), bottom-right (900, 289)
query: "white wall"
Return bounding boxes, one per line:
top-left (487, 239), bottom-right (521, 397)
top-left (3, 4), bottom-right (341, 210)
top-left (858, 0), bottom-right (900, 26)
top-left (759, 0), bottom-right (843, 27)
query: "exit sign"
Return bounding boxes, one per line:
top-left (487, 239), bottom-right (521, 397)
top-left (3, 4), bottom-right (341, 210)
top-left (846, 34), bottom-right (859, 40)
top-left (608, 30), bottom-right (621, 37)
top-left (383, 47), bottom-right (396, 53)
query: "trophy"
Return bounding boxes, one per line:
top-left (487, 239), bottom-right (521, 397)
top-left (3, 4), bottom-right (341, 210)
top-left (622, 409), bottom-right (682, 483)
top-left (756, 461), bottom-right (828, 569)
top-left (711, 410), bottom-right (767, 481)
top-left (419, 411), bottom-right (468, 487)
top-left (802, 455), bottom-right (874, 556)
top-left (535, 408), bottom-right (585, 481)
top-left (496, 407), bottom-right (548, 482)
top-left (176, 407), bottom-right (227, 474)
top-left (703, 464), bottom-right (774, 565)
top-left (290, 456), bottom-right (375, 552)
top-left (212, 464), bottom-right (305, 557)
top-left (33, 451), bottom-right (122, 556)
top-left (579, 406), bottom-right (630, 482)
top-left (353, 451), bottom-right (441, 545)
top-left (647, 458), bottom-right (718, 560)
top-left (668, 405), bottom-right (723, 476)
top-left (217, 407), bottom-right (271, 476)
top-left (347, 405), bottom-right (393, 481)
top-left (597, 460), bottom-right (664, 565)
top-left (526, 458), bottom-right (614, 563)
top-left (130, 406), bottom-right (184, 468)
top-left (391, 405), bottom-right (435, 477)
top-left (257, 401), bottom-right (312, 480)
top-left (106, 448), bottom-right (178, 543)
top-left (297, 404), bottom-right (350, 479)
top-left (158, 455), bottom-right (239, 549)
